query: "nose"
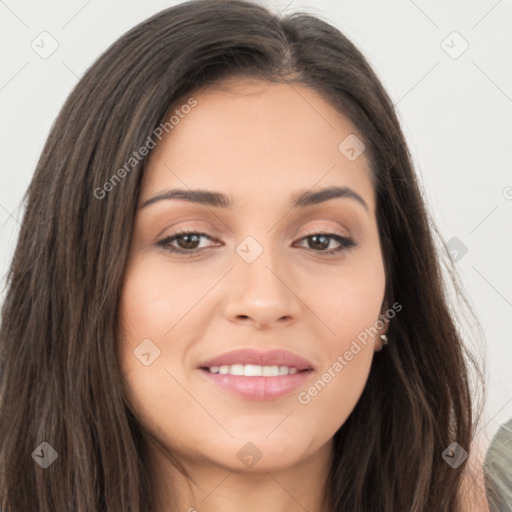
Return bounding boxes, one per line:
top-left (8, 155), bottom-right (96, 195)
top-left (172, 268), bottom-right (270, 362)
top-left (223, 248), bottom-right (302, 330)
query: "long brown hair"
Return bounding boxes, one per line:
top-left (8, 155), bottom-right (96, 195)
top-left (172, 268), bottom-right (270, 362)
top-left (0, 0), bottom-right (490, 510)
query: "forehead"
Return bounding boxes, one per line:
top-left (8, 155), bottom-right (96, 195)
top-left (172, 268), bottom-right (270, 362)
top-left (142, 78), bottom-right (375, 212)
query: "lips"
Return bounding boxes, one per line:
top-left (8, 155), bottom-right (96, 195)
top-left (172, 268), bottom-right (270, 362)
top-left (198, 348), bottom-right (314, 371)
top-left (197, 348), bottom-right (315, 400)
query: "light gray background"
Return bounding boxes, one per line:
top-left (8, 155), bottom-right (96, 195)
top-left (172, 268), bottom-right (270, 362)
top-left (1, 0), bottom-right (511, 449)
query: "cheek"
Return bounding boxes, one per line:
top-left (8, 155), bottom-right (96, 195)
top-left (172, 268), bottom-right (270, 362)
top-left (292, 322), bottom-right (376, 446)
top-left (116, 264), bottom-right (203, 447)
top-left (294, 256), bottom-right (384, 425)
top-left (117, 255), bottom-right (218, 351)
top-left (116, 261), bottom-right (178, 406)
top-left (303, 254), bottom-right (386, 343)
top-left (298, 341), bottom-right (374, 415)
top-left (116, 255), bottom-right (222, 421)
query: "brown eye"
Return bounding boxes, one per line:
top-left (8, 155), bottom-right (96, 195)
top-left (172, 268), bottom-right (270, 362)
top-left (157, 230), bottom-right (217, 254)
top-left (296, 233), bottom-right (356, 255)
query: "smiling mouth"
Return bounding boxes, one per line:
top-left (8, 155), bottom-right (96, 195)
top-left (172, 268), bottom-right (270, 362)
top-left (201, 364), bottom-right (310, 377)
top-left (197, 348), bottom-right (315, 400)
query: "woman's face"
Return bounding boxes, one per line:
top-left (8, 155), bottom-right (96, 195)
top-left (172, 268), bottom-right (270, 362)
top-left (117, 78), bottom-right (387, 474)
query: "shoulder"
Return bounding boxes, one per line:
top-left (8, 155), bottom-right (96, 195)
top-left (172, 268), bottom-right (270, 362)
top-left (482, 418), bottom-right (512, 512)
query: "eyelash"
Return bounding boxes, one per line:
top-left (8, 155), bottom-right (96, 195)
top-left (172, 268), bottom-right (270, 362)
top-left (156, 228), bottom-right (357, 257)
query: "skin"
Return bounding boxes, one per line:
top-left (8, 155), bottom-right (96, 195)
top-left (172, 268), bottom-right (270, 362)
top-left (117, 78), bottom-right (390, 512)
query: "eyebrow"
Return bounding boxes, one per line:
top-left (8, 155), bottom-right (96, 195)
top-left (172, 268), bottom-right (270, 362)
top-left (140, 185), bottom-right (368, 211)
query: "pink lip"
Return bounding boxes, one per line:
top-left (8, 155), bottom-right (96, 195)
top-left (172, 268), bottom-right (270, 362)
top-left (197, 348), bottom-right (315, 401)
top-left (198, 348), bottom-right (314, 371)
top-left (200, 371), bottom-right (313, 400)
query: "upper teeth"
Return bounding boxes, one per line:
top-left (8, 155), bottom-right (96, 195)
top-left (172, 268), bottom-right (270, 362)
top-left (207, 364), bottom-right (298, 377)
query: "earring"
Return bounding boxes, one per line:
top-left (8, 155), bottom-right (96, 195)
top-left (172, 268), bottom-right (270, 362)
top-left (380, 334), bottom-right (388, 346)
